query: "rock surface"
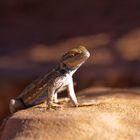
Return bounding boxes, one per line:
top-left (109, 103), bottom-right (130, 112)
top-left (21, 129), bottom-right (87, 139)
top-left (1, 0), bottom-right (140, 121)
top-left (1, 87), bottom-right (140, 140)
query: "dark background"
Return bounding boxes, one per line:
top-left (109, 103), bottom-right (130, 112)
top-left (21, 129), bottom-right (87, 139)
top-left (0, 0), bottom-right (140, 120)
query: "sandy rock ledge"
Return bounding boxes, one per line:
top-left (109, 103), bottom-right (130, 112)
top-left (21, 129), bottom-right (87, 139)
top-left (1, 87), bottom-right (140, 140)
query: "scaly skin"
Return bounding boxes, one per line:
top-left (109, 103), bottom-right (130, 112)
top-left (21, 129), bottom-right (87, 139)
top-left (9, 46), bottom-right (90, 113)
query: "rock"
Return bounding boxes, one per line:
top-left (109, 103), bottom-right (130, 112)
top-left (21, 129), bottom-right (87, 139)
top-left (1, 87), bottom-right (140, 140)
top-left (1, 0), bottom-right (140, 122)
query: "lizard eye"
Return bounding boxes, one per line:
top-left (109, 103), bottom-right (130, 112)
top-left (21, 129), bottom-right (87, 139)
top-left (69, 54), bottom-right (74, 57)
top-left (70, 53), bottom-right (76, 57)
top-left (62, 52), bottom-right (76, 61)
top-left (66, 53), bottom-right (75, 58)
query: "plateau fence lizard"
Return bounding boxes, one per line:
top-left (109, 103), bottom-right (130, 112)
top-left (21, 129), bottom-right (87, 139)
top-left (9, 46), bottom-right (90, 113)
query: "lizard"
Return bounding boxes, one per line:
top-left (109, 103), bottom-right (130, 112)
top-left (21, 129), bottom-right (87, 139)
top-left (9, 46), bottom-right (90, 113)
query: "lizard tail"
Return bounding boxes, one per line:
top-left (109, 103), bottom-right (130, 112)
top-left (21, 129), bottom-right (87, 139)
top-left (9, 99), bottom-right (25, 113)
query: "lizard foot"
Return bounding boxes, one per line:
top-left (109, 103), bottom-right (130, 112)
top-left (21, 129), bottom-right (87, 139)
top-left (47, 103), bottom-right (62, 110)
top-left (58, 98), bottom-right (70, 104)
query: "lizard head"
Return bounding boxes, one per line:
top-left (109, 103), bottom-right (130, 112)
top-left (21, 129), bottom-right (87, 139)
top-left (60, 46), bottom-right (90, 72)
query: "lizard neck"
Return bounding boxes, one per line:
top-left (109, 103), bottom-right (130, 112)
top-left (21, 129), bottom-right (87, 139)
top-left (55, 64), bottom-right (76, 76)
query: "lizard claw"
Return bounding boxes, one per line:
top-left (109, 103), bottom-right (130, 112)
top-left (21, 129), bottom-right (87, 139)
top-left (47, 103), bottom-right (62, 110)
top-left (74, 103), bottom-right (79, 107)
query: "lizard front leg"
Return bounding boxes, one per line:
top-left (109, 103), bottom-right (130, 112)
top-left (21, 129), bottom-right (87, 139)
top-left (53, 93), bottom-right (58, 103)
top-left (47, 87), bottom-right (61, 109)
top-left (67, 78), bottom-right (78, 107)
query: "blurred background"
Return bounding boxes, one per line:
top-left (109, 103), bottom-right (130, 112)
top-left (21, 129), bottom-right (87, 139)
top-left (0, 0), bottom-right (140, 121)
